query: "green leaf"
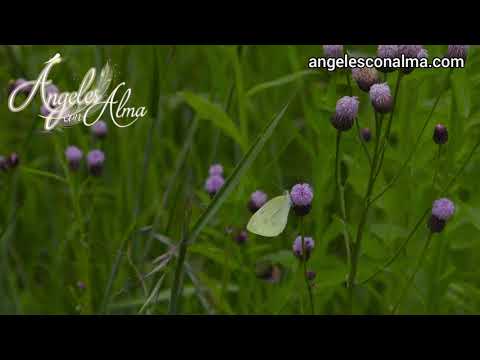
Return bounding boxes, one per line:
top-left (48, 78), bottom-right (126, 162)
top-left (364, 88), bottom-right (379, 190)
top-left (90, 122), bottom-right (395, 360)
top-left (246, 70), bottom-right (317, 97)
top-left (180, 91), bottom-right (248, 151)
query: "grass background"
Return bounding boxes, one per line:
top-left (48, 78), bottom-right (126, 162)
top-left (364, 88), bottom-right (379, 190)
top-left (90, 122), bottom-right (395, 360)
top-left (0, 45), bottom-right (480, 314)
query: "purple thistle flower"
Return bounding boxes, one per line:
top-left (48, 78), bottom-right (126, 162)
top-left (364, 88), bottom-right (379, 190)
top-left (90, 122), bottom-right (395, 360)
top-left (234, 229), bottom-right (248, 245)
top-left (292, 236), bottom-right (315, 260)
top-left (208, 163), bottom-right (223, 176)
top-left (331, 96), bottom-right (359, 131)
top-left (91, 120), bottom-right (108, 139)
top-left (447, 45), bottom-right (468, 61)
top-left (87, 149), bottom-right (105, 176)
top-left (323, 45), bottom-right (343, 59)
top-left (361, 128), bottom-right (372, 142)
top-left (398, 45), bottom-right (423, 58)
top-left (6, 153), bottom-right (19, 169)
top-left (290, 183), bottom-right (313, 216)
top-left (377, 45), bottom-right (399, 73)
top-left (65, 146), bottom-right (83, 171)
top-left (248, 190), bottom-right (268, 213)
top-left (205, 174), bottom-right (224, 196)
top-left (433, 124), bottom-right (448, 145)
top-left (369, 83), bottom-right (393, 113)
top-left (417, 47), bottom-right (429, 60)
top-left (306, 270), bottom-right (316, 281)
top-left (352, 67), bottom-right (380, 92)
top-left (432, 198), bottom-right (455, 221)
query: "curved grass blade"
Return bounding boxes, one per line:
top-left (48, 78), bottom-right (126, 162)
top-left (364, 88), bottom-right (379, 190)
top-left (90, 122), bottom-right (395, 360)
top-left (246, 70), bottom-right (316, 97)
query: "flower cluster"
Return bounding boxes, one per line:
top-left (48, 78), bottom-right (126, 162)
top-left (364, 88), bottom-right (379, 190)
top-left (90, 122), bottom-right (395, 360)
top-left (65, 146), bottom-right (106, 176)
top-left (204, 163), bottom-right (225, 197)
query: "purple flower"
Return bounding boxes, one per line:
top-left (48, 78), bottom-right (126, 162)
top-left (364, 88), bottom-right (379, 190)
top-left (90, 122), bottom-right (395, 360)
top-left (433, 124), bottom-right (448, 145)
top-left (352, 67), bottom-right (380, 92)
top-left (248, 190), bottom-right (268, 213)
top-left (292, 236), bottom-right (315, 260)
top-left (377, 45), bottom-right (399, 73)
top-left (65, 146), bottom-right (83, 171)
top-left (447, 45), bottom-right (468, 61)
top-left (331, 96), bottom-right (359, 131)
top-left (6, 153), bottom-right (19, 169)
top-left (205, 174), bottom-right (224, 196)
top-left (290, 183), bottom-right (313, 216)
top-left (306, 270), bottom-right (316, 281)
top-left (87, 149), bottom-right (105, 176)
top-left (91, 120), bottom-right (108, 139)
top-left (235, 230), bottom-right (248, 245)
top-left (398, 45), bottom-right (423, 58)
top-left (432, 198), bottom-right (455, 221)
top-left (323, 45), bottom-right (343, 59)
top-left (361, 128), bottom-right (372, 142)
top-left (417, 47), bottom-right (429, 60)
top-left (369, 83), bottom-right (393, 113)
top-left (208, 163), bottom-right (223, 176)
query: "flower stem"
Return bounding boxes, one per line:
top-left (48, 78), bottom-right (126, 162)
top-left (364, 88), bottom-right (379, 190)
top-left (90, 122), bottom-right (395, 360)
top-left (335, 131), bottom-right (352, 273)
top-left (391, 232), bottom-right (433, 314)
top-left (300, 218), bottom-right (315, 314)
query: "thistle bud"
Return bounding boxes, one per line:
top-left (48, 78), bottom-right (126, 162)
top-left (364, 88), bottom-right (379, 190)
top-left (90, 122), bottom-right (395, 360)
top-left (87, 149), bottom-right (105, 176)
top-left (432, 198), bottom-right (455, 221)
top-left (433, 124), bottom-right (448, 145)
top-left (447, 45), bottom-right (468, 61)
top-left (234, 230), bottom-right (248, 245)
top-left (323, 45), bottom-right (343, 59)
top-left (65, 146), bottom-right (83, 171)
top-left (351, 67), bottom-right (380, 92)
top-left (331, 96), bottom-right (359, 131)
top-left (248, 190), bottom-right (268, 213)
top-left (306, 271), bottom-right (316, 281)
top-left (361, 128), bottom-right (372, 142)
top-left (377, 45), bottom-right (399, 73)
top-left (369, 83), bottom-right (393, 113)
top-left (204, 174), bottom-right (224, 197)
top-left (208, 163), bottom-right (223, 176)
top-left (91, 120), bottom-right (108, 139)
top-left (292, 236), bottom-right (315, 261)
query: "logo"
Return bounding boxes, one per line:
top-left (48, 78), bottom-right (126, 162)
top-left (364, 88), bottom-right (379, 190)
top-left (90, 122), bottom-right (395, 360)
top-left (8, 53), bottom-right (148, 131)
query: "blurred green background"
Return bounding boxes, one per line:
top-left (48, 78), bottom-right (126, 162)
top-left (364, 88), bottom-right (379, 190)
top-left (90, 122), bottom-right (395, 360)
top-left (0, 45), bottom-right (479, 314)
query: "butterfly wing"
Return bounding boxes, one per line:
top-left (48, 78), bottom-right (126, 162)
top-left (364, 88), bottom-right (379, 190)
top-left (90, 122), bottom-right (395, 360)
top-left (247, 194), bottom-right (291, 237)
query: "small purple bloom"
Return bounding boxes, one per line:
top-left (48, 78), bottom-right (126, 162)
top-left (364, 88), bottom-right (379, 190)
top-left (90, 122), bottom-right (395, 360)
top-left (417, 47), bottom-right (429, 60)
top-left (447, 45), bottom-right (468, 61)
top-left (91, 120), bottom-right (108, 139)
top-left (235, 230), bottom-right (248, 245)
top-left (433, 124), bottom-right (448, 145)
top-left (65, 146), bottom-right (83, 171)
top-left (331, 96), bottom-right (359, 131)
top-left (398, 45), bottom-right (423, 58)
top-left (290, 183), bottom-right (313, 216)
top-left (361, 128), bottom-right (372, 142)
top-left (306, 271), bottom-right (316, 281)
top-left (87, 149), bottom-right (105, 176)
top-left (352, 67), bottom-right (380, 92)
top-left (432, 198), bottom-right (455, 221)
top-left (248, 190), bottom-right (268, 213)
top-left (6, 153), bottom-right (19, 169)
top-left (369, 83), bottom-right (393, 113)
top-left (205, 174), bottom-right (224, 196)
top-left (323, 45), bottom-right (343, 59)
top-left (377, 45), bottom-right (399, 73)
top-left (208, 163), bottom-right (223, 176)
top-left (292, 236), bottom-right (315, 260)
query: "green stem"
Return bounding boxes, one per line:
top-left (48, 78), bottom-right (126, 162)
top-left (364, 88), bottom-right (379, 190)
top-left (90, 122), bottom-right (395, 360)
top-left (300, 217), bottom-right (314, 315)
top-left (355, 117), bottom-right (372, 168)
top-left (391, 232), bottom-right (433, 314)
top-left (335, 131), bottom-right (352, 272)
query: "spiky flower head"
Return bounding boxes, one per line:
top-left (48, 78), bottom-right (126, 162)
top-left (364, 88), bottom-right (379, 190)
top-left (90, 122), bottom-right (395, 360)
top-left (91, 120), bottom-right (108, 139)
top-left (292, 236), bottom-right (315, 260)
top-left (205, 174), bottom-right (224, 196)
top-left (369, 83), bottom-right (393, 113)
top-left (87, 149), bottom-right (105, 176)
top-left (65, 146), bottom-right (83, 171)
top-left (323, 45), bottom-right (344, 58)
top-left (208, 163), bottom-right (224, 176)
top-left (432, 198), bottom-right (455, 221)
top-left (352, 67), bottom-right (380, 92)
top-left (398, 45), bottom-right (423, 58)
top-left (377, 45), bottom-right (399, 73)
top-left (417, 47), bottom-right (429, 60)
top-left (248, 190), bottom-right (268, 213)
top-left (433, 124), bottom-right (448, 145)
top-left (331, 96), bottom-right (359, 131)
top-left (290, 183), bottom-right (313, 216)
top-left (447, 45), bottom-right (468, 61)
